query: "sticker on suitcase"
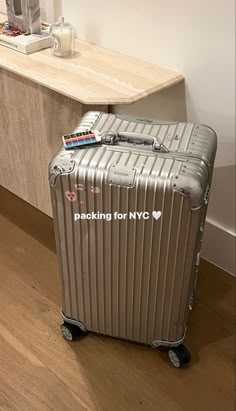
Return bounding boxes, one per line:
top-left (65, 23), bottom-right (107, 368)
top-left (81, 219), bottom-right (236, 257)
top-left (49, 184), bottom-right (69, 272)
top-left (74, 184), bottom-right (101, 194)
top-left (65, 191), bottom-right (77, 202)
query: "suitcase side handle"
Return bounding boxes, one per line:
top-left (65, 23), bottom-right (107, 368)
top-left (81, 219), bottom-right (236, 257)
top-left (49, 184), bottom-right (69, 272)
top-left (117, 131), bottom-right (169, 152)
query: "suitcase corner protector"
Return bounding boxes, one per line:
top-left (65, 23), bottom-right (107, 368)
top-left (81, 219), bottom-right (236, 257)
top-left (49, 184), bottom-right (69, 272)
top-left (171, 173), bottom-right (206, 209)
top-left (151, 328), bottom-right (186, 348)
top-left (49, 158), bottom-right (75, 186)
top-left (61, 310), bottom-right (87, 332)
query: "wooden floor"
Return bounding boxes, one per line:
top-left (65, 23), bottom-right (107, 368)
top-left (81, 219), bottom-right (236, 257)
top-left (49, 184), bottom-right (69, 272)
top-left (0, 186), bottom-right (235, 411)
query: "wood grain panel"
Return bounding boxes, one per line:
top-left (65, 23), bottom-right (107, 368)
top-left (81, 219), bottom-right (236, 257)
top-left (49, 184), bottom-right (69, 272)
top-left (0, 68), bottom-right (107, 216)
top-left (0, 14), bottom-right (184, 105)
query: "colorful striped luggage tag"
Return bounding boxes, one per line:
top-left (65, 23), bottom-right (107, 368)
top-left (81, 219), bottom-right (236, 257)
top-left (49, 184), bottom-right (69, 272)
top-left (63, 130), bottom-right (101, 149)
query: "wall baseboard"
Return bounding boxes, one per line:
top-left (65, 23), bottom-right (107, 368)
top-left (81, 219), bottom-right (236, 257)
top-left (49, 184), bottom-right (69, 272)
top-left (202, 218), bottom-right (235, 276)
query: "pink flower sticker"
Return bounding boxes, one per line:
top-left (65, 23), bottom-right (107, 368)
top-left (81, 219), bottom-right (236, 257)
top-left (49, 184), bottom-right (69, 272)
top-left (65, 191), bottom-right (77, 202)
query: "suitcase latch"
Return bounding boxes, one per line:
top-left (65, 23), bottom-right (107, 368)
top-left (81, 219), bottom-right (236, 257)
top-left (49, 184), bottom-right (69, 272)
top-left (102, 131), bottom-right (118, 145)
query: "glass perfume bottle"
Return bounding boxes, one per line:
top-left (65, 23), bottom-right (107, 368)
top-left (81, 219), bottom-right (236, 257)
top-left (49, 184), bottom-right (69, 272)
top-left (50, 16), bottom-right (74, 58)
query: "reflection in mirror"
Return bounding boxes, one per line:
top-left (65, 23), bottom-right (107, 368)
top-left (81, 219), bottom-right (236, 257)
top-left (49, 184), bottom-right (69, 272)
top-left (13, 0), bottom-right (22, 16)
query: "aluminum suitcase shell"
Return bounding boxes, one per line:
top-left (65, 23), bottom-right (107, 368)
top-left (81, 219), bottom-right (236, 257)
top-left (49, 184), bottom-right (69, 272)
top-left (49, 112), bottom-right (217, 347)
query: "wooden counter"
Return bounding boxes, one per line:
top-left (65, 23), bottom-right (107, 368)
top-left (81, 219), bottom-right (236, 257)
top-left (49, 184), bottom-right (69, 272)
top-left (0, 13), bottom-right (184, 216)
top-left (0, 14), bottom-right (183, 105)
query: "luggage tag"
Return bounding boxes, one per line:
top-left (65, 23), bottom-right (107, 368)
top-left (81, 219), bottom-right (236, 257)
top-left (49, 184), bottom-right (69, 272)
top-left (63, 130), bottom-right (101, 149)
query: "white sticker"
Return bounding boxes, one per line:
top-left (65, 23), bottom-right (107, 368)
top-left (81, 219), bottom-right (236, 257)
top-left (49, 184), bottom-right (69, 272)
top-left (91, 186), bottom-right (100, 194)
top-left (75, 184), bottom-right (85, 191)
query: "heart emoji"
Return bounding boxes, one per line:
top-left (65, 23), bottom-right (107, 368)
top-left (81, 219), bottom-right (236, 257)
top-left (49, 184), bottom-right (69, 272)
top-left (65, 191), bottom-right (77, 202)
top-left (152, 211), bottom-right (162, 221)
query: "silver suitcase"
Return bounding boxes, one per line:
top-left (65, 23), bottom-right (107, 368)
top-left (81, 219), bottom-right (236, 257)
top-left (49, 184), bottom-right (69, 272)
top-left (49, 111), bottom-right (217, 367)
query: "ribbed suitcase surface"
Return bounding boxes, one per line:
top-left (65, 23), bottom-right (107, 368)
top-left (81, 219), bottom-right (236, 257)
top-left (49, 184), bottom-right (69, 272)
top-left (49, 112), bottom-right (217, 346)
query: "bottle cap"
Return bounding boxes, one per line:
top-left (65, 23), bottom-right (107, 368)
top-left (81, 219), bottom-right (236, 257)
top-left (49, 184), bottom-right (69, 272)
top-left (58, 16), bottom-right (64, 24)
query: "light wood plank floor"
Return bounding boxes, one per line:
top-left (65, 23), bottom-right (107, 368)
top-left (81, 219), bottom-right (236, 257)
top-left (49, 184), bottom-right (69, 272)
top-left (0, 187), bottom-right (235, 411)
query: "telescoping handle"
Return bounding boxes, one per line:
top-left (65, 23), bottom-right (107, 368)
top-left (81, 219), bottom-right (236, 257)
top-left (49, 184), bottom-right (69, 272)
top-left (102, 131), bottom-right (169, 153)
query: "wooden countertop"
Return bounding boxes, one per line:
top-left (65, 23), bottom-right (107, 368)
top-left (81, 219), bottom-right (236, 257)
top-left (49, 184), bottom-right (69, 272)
top-left (0, 13), bottom-right (184, 104)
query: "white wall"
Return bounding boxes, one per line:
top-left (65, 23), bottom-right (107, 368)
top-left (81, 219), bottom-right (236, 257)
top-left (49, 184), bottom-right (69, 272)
top-left (0, 0), bottom-right (6, 13)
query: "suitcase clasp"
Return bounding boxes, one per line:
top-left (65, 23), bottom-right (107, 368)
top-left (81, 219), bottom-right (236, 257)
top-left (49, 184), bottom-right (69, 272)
top-left (101, 131), bottom-right (118, 145)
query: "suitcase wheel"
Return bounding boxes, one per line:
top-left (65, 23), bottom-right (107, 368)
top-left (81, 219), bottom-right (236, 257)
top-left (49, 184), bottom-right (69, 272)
top-left (168, 344), bottom-right (191, 368)
top-left (60, 322), bottom-right (82, 341)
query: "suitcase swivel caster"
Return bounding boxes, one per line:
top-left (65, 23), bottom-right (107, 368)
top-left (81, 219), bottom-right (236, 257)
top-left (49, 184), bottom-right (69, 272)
top-left (60, 322), bottom-right (82, 341)
top-left (168, 344), bottom-right (191, 368)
